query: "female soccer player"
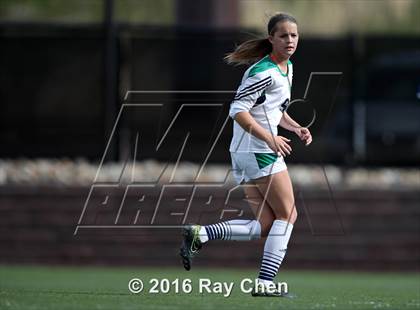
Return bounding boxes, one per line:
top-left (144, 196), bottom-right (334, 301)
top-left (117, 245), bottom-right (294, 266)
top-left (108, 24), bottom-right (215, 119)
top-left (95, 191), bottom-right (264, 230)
top-left (180, 12), bottom-right (312, 297)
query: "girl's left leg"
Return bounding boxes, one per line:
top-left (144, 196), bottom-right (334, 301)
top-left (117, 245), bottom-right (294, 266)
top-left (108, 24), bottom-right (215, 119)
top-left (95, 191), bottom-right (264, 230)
top-left (253, 169), bottom-right (297, 290)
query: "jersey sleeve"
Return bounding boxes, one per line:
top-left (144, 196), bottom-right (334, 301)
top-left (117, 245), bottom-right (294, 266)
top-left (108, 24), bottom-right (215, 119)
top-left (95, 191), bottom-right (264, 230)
top-left (229, 71), bottom-right (273, 119)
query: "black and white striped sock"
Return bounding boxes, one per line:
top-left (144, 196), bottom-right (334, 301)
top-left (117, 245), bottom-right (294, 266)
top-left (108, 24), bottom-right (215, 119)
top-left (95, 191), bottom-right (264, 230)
top-left (200, 219), bottom-right (261, 242)
top-left (258, 220), bottom-right (293, 282)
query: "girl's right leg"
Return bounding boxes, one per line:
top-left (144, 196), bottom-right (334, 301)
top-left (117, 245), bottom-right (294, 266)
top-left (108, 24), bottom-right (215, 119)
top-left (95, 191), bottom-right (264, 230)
top-left (180, 183), bottom-right (275, 270)
top-left (242, 182), bottom-right (276, 237)
top-left (200, 183), bottom-right (275, 242)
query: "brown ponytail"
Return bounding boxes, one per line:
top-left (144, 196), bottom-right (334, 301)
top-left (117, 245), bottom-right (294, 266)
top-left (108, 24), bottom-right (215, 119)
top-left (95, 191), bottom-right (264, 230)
top-left (225, 12), bottom-right (298, 66)
top-left (224, 38), bottom-right (272, 66)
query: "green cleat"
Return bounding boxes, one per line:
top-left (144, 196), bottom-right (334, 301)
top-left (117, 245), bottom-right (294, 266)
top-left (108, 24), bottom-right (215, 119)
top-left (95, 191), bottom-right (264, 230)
top-left (179, 225), bottom-right (202, 271)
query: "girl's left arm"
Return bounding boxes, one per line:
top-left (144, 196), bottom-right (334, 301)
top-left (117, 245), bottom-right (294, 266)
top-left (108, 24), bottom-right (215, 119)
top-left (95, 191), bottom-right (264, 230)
top-left (280, 112), bottom-right (313, 146)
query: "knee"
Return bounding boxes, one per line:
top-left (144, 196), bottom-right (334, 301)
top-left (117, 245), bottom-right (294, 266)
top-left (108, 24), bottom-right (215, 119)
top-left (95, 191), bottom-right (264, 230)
top-left (274, 203), bottom-right (298, 224)
top-left (289, 206), bottom-right (298, 224)
top-left (285, 204), bottom-right (298, 222)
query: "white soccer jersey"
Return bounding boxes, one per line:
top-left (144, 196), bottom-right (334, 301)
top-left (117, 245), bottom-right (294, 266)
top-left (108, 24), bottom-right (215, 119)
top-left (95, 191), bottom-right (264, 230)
top-left (229, 54), bottom-right (293, 153)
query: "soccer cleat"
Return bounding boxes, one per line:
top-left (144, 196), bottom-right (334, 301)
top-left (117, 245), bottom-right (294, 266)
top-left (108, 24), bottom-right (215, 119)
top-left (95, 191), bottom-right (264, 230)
top-left (179, 225), bottom-right (202, 271)
top-left (251, 283), bottom-right (288, 297)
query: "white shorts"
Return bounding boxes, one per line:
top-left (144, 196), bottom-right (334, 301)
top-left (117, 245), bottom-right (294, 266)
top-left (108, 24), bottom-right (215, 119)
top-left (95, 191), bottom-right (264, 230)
top-left (230, 152), bottom-right (287, 184)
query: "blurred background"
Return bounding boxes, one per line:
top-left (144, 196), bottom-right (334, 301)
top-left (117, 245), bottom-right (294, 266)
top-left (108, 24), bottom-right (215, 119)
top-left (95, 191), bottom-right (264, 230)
top-left (0, 0), bottom-right (419, 273)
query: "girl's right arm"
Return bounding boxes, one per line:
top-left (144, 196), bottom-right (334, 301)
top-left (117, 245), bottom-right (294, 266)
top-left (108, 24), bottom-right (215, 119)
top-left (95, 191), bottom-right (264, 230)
top-left (234, 111), bottom-right (292, 157)
top-left (229, 70), bottom-right (291, 156)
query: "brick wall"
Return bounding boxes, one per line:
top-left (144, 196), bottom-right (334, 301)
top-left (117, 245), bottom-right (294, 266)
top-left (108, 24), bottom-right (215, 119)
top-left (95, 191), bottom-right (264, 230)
top-left (0, 186), bottom-right (419, 271)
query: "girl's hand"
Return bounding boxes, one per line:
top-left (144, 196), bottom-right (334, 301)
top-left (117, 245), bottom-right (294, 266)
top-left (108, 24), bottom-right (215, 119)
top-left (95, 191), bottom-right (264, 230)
top-left (294, 127), bottom-right (312, 146)
top-left (266, 135), bottom-right (292, 157)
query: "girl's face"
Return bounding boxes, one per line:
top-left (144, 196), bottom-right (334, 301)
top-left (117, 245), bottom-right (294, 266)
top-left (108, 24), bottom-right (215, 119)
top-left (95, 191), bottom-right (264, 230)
top-left (269, 21), bottom-right (299, 59)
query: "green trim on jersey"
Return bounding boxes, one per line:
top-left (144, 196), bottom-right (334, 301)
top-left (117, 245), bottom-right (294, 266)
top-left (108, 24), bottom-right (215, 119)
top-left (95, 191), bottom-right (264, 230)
top-left (248, 55), bottom-right (293, 78)
top-left (278, 60), bottom-right (293, 77)
top-left (254, 153), bottom-right (278, 169)
top-left (278, 67), bottom-right (287, 77)
top-left (248, 55), bottom-right (277, 78)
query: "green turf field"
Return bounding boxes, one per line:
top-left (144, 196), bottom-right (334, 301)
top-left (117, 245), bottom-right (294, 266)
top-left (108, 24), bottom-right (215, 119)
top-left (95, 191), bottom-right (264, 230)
top-left (0, 265), bottom-right (419, 309)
